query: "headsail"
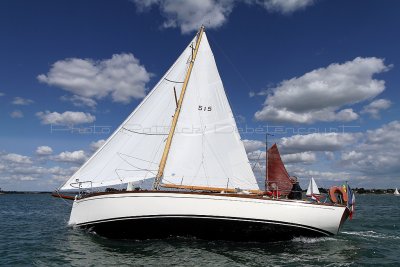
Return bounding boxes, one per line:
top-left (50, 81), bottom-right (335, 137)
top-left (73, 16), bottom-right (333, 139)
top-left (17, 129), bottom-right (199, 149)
top-left (306, 177), bottom-right (321, 196)
top-left (266, 144), bottom-right (293, 195)
top-left (395, 188), bottom-right (400, 195)
top-left (161, 32), bottom-right (259, 191)
top-left (60, 36), bottom-right (196, 190)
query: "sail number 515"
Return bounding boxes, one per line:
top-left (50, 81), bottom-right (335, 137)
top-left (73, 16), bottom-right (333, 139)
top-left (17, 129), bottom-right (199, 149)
top-left (198, 105), bottom-right (212, 111)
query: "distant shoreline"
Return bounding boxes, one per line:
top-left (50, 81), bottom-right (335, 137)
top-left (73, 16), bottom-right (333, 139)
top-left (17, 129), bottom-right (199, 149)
top-left (0, 188), bottom-right (398, 195)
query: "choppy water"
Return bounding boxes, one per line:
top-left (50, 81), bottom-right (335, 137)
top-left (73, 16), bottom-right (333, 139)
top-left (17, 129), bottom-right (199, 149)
top-left (0, 194), bottom-right (399, 266)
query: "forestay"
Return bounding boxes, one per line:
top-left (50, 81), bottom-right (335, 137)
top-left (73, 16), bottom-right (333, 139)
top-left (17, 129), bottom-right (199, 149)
top-left (60, 37), bottom-right (196, 190)
top-left (162, 33), bottom-right (259, 190)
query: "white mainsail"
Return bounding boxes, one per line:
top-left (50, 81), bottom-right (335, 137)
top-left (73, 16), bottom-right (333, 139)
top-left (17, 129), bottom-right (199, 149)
top-left (162, 33), bottom-right (259, 190)
top-left (395, 188), bottom-right (400, 195)
top-left (306, 177), bottom-right (320, 196)
top-left (60, 37), bottom-right (196, 190)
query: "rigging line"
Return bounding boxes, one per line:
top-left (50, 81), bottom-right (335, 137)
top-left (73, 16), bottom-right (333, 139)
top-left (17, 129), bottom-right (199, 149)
top-left (115, 168), bottom-right (158, 183)
top-left (117, 154), bottom-right (159, 170)
top-left (122, 127), bottom-right (168, 136)
top-left (251, 150), bottom-right (263, 171)
top-left (116, 168), bottom-right (158, 172)
top-left (207, 32), bottom-right (252, 130)
top-left (54, 189), bottom-right (73, 207)
top-left (207, 32), bottom-right (254, 93)
top-left (164, 78), bottom-right (184, 84)
top-left (117, 152), bottom-right (160, 165)
top-left (203, 136), bottom-right (231, 184)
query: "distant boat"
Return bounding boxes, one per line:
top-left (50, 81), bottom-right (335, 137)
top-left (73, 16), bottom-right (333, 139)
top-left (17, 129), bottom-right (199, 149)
top-left (394, 188), bottom-right (400, 196)
top-left (54, 26), bottom-right (352, 241)
top-left (266, 144), bottom-right (293, 196)
top-left (306, 177), bottom-right (321, 201)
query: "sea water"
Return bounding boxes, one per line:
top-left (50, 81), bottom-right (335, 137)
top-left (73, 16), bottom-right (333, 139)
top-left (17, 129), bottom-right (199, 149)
top-left (0, 194), bottom-right (399, 266)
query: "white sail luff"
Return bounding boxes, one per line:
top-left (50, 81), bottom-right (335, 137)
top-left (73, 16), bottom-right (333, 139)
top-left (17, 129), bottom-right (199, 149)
top-left (306, 177), bottom-right (320, 196)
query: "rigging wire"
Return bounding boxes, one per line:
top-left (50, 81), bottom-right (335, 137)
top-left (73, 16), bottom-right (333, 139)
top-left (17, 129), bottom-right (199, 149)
top-left (54, 189), bottom-right (73, 207)
top-left (122, 127), bottom-right (168, 136)
top-left (164, 78), bottom-right (184, 83)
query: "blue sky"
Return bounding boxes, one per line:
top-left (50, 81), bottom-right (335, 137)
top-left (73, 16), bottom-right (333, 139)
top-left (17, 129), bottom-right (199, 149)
top-left (1, 0), bottom-right (400, 191)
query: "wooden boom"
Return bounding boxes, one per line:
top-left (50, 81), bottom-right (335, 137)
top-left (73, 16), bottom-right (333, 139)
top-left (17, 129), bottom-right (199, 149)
top-left (161, 183), bottom-right (264, 195)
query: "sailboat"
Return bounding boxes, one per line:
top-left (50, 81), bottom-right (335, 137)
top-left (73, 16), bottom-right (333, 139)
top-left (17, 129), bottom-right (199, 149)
top-left (55, 26), bottom-right (350, 241)
top-left (266, 143), bottom-right (294, 197)
top-left (394, 188), bottom-right (400, 196)
top-left (306, 177), bottom-right (321, 201)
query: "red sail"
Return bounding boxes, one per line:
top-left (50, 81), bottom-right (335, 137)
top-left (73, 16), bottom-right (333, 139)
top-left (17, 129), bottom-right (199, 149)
top-left (266, 144), bottom-right (293, 196)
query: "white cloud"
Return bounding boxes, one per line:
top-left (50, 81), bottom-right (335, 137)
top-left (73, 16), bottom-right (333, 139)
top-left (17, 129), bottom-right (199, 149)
top-left (247, 150), bottom-right (266, 160)
top-left (339, 121), bottom-right (400, 183)
top-left (2, 153), bottom-right (32, 164)
top-left (38, 53), bottom-right (151, 104)
top-left (36, 111), bottom-right (95, 125)
top-left (251, 0), bottom-right (315, 14)
top-left (279, 132), bottom-right (360, 154)
top-left (132, 0), bottom-right (314, 34)
top-left (133, 0), bottom-right (235, 33)
top-left (361, 99), bottom-right (392, 119)
top-left (0, 150), bottom-right (79, 189)
top-left (10, 110), bottom-right (24, 118)
top-left (282, 151), bottom-right (316, 164)
top-left (90, 139), bottom-right (106, 152)
top-left (60, 95), bottom-right (97, 108)
top-left (52, 150), bottom-right (88, 164)
top-left (243, 139), bottom-right (265, 153)
top-left (324, 151), bottom-right (335, 160)
top-left (255, 57), bottom-right (391, 124)
top-left (12, 97), bottom-right (34, 105)
top-left (288, 167), bottom-right (351, 183)
top-left (36, 146), bottom-right (53, 156)
top-left (0, 92), bottom-right (5, 97)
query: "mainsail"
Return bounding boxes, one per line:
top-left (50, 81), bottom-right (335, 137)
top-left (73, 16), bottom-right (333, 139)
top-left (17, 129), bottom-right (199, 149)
top-left (162, 33), bottom-right (258, 190)
top-left (266, 144), bottom-right (293, 195)
top-left (61, 28), bottom-right (258, 191)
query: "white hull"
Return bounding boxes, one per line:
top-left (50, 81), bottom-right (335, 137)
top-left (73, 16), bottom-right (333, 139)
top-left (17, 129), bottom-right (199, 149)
top-left (69, 192), bottom-right (348, 241)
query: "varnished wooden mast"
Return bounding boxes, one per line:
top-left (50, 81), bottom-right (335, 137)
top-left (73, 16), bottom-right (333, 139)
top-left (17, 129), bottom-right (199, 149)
top-left (153, 26), bottom-right (205, 190)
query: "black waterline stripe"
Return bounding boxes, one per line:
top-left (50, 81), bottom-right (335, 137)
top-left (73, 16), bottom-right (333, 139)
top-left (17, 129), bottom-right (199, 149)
top-left (75, 214), bottom-right (333, 236)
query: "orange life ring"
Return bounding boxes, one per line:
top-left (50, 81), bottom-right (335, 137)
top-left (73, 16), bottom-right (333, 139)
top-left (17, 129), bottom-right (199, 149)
top-left (329, 186), bottom-right (348, 204)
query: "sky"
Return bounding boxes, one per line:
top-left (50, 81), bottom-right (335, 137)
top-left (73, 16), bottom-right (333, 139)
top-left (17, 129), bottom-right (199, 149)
top-left (1, 0), bottom-right (400, 191)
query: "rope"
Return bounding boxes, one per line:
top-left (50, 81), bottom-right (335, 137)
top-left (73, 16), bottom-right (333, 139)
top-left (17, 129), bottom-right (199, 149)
top-left (164, 78), bottom-right (184, 84)
top-left (122, 127), bottom-right (168, 136)
top-left (54, 189), bottom-right (73, 207)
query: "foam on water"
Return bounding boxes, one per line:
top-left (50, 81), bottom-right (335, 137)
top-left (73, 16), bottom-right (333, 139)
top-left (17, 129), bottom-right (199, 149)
top-left (291, 236), bottom-right (337, 243)
top-left (342, 230), bottom-right (400, 240)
